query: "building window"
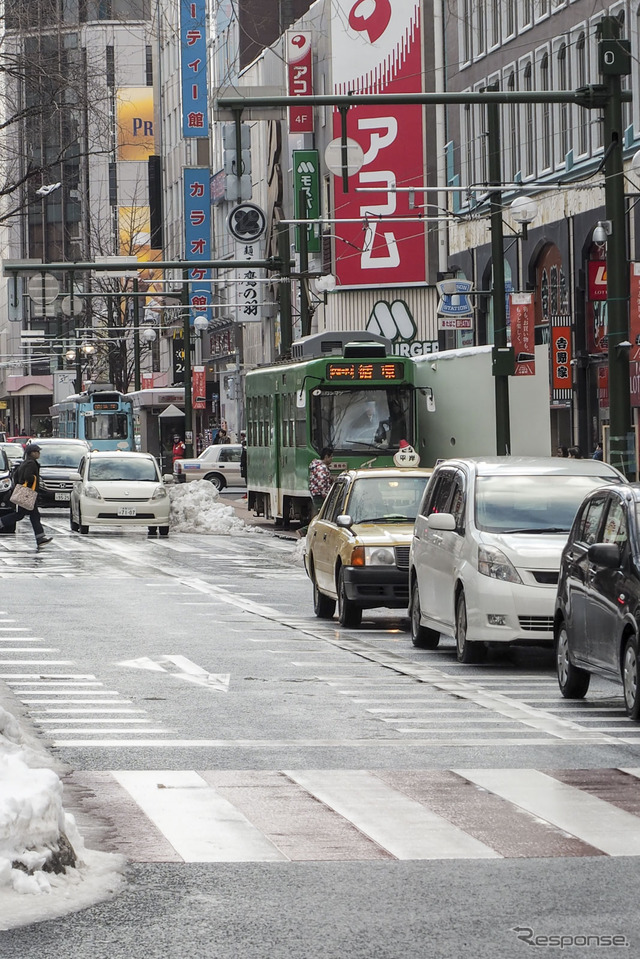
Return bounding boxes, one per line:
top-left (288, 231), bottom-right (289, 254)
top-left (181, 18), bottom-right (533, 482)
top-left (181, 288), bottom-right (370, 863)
top-left (462, 0), bottom-right (473, 62)
top-left (576, 33), bottom-right (588, 155)
top-left (524, 62), bottom-right (534, 176)
top-left (558, 44), bottom-right (569, 163)
top-left (146, 45), bottom-right (153, 85)
top-left (540, 53), bottom-right (551, 170)
top-left (506, 0), bottom-right (515, 36)
top-left (464, 104), bottom-right (474, 188)
top-left (106, 45), bottom-right (114, 88)
top-left (522, 0), bottom-right (533, 28)
top-left (508, 72), bottom-right (519, 180)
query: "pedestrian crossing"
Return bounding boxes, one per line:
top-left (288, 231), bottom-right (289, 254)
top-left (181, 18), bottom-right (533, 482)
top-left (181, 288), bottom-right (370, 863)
top-left (62, 767), bottom-right (640, 862)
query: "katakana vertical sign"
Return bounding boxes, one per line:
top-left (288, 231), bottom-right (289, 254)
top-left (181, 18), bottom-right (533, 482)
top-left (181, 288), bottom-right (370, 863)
top-left (287, 32), bottom-right (314, 133)
top-left (551, 314), bottom-right (572, 405)
top-left (180, 0), bottom-right (208, 138)
top-left (184, 168), bottom-right (212, 322)
top-left (293, 151), bottom-right (320, 253)
top-left (510, 293), bottom-right (535, 376)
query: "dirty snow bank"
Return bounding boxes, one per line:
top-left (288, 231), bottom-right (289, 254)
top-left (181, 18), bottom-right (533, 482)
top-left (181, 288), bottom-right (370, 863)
top-left (168, 479), bottom-right (261, 534)
top-left (0, 705), bottom-right (125, 930)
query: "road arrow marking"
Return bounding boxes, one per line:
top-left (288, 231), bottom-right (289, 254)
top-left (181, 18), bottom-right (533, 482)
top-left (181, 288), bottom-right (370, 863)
top-left (118, 655), bottom-right (230, 692)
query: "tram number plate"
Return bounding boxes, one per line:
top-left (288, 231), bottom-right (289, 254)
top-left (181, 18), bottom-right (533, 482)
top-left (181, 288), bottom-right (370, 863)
top-left (55, 492), bottom-right (71, 501)
top-left (118, 506), bottom-right (136, 517)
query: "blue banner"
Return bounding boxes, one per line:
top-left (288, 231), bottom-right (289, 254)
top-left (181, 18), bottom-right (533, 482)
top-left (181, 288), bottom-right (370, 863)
top-left (180, 0), bottom-right (208, 138)
top-left (184, 168), bottom-right (212, 323)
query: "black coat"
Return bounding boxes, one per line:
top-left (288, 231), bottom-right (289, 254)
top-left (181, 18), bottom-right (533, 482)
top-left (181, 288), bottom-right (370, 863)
top-left (17, 457), bottom-right (40, 493)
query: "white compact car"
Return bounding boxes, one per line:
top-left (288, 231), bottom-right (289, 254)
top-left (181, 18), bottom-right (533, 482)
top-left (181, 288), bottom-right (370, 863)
top-left (409, 456), bottom-right (625, 663)
top-left (70, 451), bottom-right (170, 536)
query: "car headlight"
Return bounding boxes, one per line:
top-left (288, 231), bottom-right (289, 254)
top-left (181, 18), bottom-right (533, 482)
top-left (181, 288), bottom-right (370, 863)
top-left (151, 485), bottom-right (168, 500)
top-left (478, 545), bottom-right (522, 584)
top-left (365, 547), bottom-right (396, 566)
top-left (0, 478), bottom-right (11, 493)
top-left (84, 484), bottom-right (102, 500)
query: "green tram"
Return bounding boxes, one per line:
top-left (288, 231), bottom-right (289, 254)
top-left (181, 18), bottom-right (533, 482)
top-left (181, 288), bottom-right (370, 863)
top-left (245, 331), bottom-right (418, 525)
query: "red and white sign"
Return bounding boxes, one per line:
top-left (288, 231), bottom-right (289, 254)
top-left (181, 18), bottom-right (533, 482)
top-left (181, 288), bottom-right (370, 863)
top-left (598, 366), bottom-right (609, 410)
top-left (141, 373), bottom-right (154, 390)
top-left (588, 259), bottom-right (607, 301)
top-left (287, 31), bottom-right (313, 133)
top-left (510, 293), bottom-right (535, 376)
top-left (331, 1), bottom-right (425, 288)
top-left (551, 316), bottom-right (572, 403)
top-left (192, 365), bottom-right (206, 410)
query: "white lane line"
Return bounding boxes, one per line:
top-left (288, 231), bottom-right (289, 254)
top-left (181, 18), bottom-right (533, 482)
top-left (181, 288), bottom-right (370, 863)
top-left (0, 638), bottom-right (47, 642)
top-left (457, 769), bottom-right (640, 856)
top-left (284, 769), bottom-right (499, 860)
top-left (112, 770), bottom-right (286, 862)
top-left (36, 717), bottom-right (152, 724)
top-left (0, 627), bottom-right (32, 632)
top-left (49, 736), bottom-right (602, 748)
top-left (29, 703), bottom-right (146, 716)
top-left (50, 728), bottom-right (168, 735)
top-left (21, 698), bottom-right (132, 705)
top-left (6, 681), bottom-right (103, 687)
top-left (366, 707), bottom-right (498, 714)
top-left (380, 717), bottom-right (535, 725)
top-left (17, 690), bottom-right (121, 696)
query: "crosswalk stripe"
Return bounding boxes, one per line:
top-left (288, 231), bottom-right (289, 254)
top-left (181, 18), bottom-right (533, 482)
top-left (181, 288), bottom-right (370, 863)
top-left (457, 769), bottom-right (640, 856)
top-left (64, 768), bottom-right (640, 863)
top-left (111, 770), bottom-right (287, 862)
top-left (283, 769), bottom-right (501, 859)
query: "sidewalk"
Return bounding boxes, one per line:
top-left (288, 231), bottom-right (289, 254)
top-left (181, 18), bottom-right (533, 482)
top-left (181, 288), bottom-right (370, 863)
top-left (225, 493), bottom-right (299, 540)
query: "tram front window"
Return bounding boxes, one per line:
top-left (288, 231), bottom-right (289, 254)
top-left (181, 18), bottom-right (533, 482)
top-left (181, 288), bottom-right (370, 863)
top-left (84, 413), bottom-right (129, 441)
top-left (312, 388), bottom-right (413, 454)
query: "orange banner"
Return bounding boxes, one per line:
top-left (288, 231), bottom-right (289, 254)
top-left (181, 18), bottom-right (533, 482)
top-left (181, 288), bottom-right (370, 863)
top-left (192, 366), bottom-right (206, 410)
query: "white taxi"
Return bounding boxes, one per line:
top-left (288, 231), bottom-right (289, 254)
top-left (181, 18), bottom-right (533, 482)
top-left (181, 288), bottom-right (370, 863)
top-left (70, 450), bottom-right (170, 536)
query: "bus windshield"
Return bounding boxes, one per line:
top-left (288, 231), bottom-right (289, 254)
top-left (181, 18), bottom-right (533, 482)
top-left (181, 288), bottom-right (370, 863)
top-left (84, 413), bottom-right (129, 441)
top-left (311, 387), bottom-right (413, 454)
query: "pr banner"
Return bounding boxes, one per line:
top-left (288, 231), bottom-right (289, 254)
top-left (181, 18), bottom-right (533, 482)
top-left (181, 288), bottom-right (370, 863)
top-left (510, 293), bottom-right (535, 376)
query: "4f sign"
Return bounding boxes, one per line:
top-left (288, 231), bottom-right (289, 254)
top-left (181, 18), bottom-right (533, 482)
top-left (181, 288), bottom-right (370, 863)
top-left (588, 261), bottom-right (607, 301)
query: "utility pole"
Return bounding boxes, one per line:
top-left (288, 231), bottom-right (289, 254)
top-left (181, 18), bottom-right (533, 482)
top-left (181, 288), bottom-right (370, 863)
top-left (182, 269), bottom-right (193, 459)
top-left (600, 16), bottom-right (633, 476)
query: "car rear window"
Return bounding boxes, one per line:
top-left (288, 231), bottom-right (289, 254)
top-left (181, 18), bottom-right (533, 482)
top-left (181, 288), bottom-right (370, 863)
top-left (475, 474), bottom-right (621, 533)
top-left (38, 445), bottom-right (87, 468)
top-left (88, 458), bottom-right (159, 482)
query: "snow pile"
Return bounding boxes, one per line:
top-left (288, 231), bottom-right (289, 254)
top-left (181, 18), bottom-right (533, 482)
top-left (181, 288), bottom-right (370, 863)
top-left (168, 479), bottom-right (260, 534)
top-left (290, 536), bottom-right (307, 566)
top-left (0, 705), bottom-right (125, 929)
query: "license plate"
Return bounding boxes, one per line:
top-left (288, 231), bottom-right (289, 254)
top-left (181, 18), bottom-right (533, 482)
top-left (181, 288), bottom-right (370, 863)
top-left (55, 492), bottom-right (70, 501)
top-left (117, 506), bottom-right (136, 517)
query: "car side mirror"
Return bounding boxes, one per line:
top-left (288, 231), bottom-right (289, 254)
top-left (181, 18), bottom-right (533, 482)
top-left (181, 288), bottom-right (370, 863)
top-left (587, 542), bottom-right (621, 569)
top-left (336, 514), bottom-right (352, 528)
top-left (68, 472), bottom-right (82, 483)
top-left (426, 512), bottom-right (456, 532)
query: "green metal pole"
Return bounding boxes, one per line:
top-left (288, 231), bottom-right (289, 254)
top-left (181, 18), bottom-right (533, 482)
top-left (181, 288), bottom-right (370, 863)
top-left (182, 269), bottom-right (193, 459)
top-left (277, 222), bottom-right (293, 356)
top-left (299, 189), bottom-right (311, 337)
top-left (487, 95), bottom-right (510, 455)
top-left (600, 17), bottom-right (633, 476)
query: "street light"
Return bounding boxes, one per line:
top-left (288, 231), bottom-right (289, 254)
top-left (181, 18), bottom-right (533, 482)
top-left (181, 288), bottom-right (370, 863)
top-left (510, 196), bottom-right (539, 240)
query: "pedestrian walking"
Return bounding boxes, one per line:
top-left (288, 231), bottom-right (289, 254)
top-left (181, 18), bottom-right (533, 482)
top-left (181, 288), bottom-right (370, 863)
top-left (0, 444), bottom-right (52, 550)
top-left (308, 447), bottom-right (333, 516)
top-left (592, 442), bottom-right (603, 461)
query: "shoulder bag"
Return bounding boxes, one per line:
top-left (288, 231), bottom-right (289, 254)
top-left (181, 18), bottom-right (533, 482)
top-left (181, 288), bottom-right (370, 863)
top-left (10, 476), bottom-right (37, 511)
